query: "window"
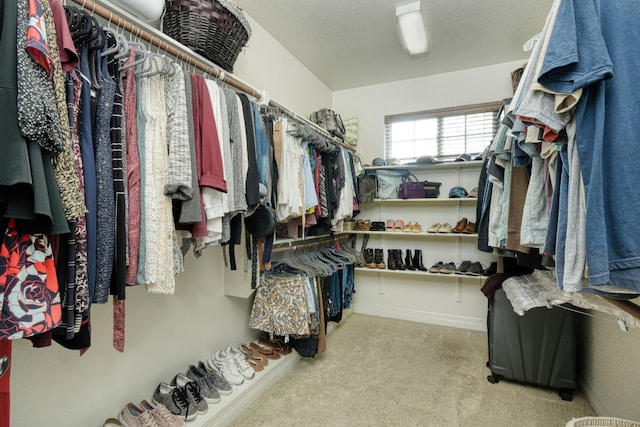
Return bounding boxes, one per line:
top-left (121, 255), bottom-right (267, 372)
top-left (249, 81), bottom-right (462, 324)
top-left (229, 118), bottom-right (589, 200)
top-left (384, 101), bottom-right (502, 163)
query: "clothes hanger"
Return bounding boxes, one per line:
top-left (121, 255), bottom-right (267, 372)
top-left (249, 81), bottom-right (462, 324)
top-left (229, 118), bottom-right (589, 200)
top-left (99, 13), bottom-right (121, 59)
top-left (120, 31), bottom-right (149, 72)
top-left (136, 37), bottom-right (164, 78)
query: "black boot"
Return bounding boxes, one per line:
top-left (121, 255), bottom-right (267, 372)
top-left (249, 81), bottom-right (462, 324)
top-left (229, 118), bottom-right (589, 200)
top-left (387, 249), bottom-right (397, 270)
top-left (396, 249), bottom-right (406, 270)
top-left (405, 249), bottom-right (415, 270)
top-left (375, 249), bottom-right (386, 269)
top-left (364, 248), bottom-right (376, 269)
top-left (413, 249), bottom-right (427, 271)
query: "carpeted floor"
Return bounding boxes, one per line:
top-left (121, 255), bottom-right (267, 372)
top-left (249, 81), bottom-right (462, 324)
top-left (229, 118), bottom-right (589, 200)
top-left (228, 314), bottom-right (596, 427)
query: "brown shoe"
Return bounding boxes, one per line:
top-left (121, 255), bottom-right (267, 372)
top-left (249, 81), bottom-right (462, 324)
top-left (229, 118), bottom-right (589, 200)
top-left (451, 217), bottom-right (468, 233)
top-left (462, 222), bottom-right (476, 234)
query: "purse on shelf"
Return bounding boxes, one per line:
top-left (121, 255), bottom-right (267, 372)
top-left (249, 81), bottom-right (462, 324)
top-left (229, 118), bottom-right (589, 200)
top-left (376, 169), bottom-right (408, 200)
top-left (424, 181), bottom-right (442, 198)
top-left (398, 173), bottom-right (425, 199)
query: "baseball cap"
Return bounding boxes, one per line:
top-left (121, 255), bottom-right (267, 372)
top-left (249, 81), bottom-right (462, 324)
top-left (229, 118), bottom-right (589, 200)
top-left (448, 186), bottom-right (468, 198)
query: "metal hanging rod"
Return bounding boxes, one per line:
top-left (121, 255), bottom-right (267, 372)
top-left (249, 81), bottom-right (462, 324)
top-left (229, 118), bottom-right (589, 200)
top-left (68, 0), bottom-right (355, 153)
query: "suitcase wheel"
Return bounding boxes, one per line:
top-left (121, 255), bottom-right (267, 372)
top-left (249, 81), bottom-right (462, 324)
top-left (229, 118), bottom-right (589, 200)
top-left (559, 389), bottom-right (573, 401)
top-left (487, 373), bottom-right (500, 384)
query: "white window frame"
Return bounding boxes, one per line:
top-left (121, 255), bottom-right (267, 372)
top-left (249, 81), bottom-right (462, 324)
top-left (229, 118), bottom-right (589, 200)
top-left (384, 101), bottom-right (502, 163)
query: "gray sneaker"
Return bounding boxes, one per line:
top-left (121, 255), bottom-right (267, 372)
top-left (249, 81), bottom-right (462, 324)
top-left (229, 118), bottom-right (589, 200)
top-left (198, 360), bottom-right (233, 395)
top-left (171, 373), bottom-right (208, 415)
top-left (184, 367), bottom-right (221, 404)
top-left (152, 382), bottom-right (197, 422)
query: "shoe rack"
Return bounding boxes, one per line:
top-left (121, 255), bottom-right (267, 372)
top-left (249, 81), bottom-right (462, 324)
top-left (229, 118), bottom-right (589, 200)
top-left (353, 160), bottom-right (496, 331)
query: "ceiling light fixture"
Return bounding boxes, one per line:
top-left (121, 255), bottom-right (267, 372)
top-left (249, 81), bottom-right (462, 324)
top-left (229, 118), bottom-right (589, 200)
top-left (396, 1), bottom-right (428, 56)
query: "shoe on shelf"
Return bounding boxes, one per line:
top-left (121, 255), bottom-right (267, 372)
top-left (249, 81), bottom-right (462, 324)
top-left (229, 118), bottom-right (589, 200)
top-left (370, 221), bottom-right (386, 231)
top-left (412, 249), bottom-right (428, 271)
top-left (197, 361), bottom-right (233, 395)
top-left (387, 249), bottom-right (398, 270)
top-left (395, 249), bottom-right (407, 270)
top-left (438, 223), bottom-right (452, 233)
top-left (455, 261), bottom-right (472, 275)
top-left (482, 261), bottom-right (498, 276)
top-left (364, 248), bottom-right (376, 269)
top-left (402, 222), bottom-right (413, 232)
top-left (386, 219), bottom-right (395, 231)
top-left (119, 402), bottom-right (159, 427)
top-left (429, 261), bottom-right (444, 273)
top-left (259, 337), bottom-right (292, 355)
top-left (226, 345), bottom-right (256, 380)
top-left (239, 345), bottom-right (267, 372)
top-left (171, 373), bottom-right (209, 415)
top-left (139, 400), bottom-right (185, 427)
top-left (427, 223), bottom-right (441, 233)
top-left (374, 248), bottom-right (386, 269)
top-left (451, 217), bottom-right (468, 233)
top-left (440, 262), bottom-right (457, 274)
top-left (462, 222), bottom-right (476, 234)
top-left (355, 219), bottom-right (370, 231)
top-left (394, 219), bottom-right (404, 232)
top-left (103, 418), bottom-right (123, 427)
top-left (467, 262), bottom-right (483, 276)
top-left (405, 249), bottom-right (416, 271)
top-left (152, 382), bottom-right (198, 422)
top-left (247, 342), bottom-right (281, 361)
top-left (411, 222), bottom-right (422, 233)
top-left (209, 350), bottom-right (245, 386)
top-left (182, 367), bottom-right (221, 404)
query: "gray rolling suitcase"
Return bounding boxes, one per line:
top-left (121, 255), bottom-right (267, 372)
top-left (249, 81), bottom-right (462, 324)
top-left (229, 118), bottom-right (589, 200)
top-left (487, 288), bottom-right (576, 401)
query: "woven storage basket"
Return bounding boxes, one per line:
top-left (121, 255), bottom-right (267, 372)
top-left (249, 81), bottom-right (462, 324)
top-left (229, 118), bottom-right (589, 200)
top-left (163, 0), bottom-right (251, 72)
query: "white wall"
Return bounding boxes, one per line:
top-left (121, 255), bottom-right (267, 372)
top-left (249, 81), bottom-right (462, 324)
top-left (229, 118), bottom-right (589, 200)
top-left (8, 14), bottom-right (332, 427)
top-left (580, 312), bottom-right (640, 421)
top-left (332, 60), bottom-right (523, 161)
top-left (233, 16), bottom-right (332, 118)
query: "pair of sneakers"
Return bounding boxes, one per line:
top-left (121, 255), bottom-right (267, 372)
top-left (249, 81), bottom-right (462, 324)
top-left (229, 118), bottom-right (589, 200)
top-left (152, 381), bottom-right (206, 422)
top-left (118, 400), bottom-right (185, 427)
top-left (208, 346), bottom-right (255, 386)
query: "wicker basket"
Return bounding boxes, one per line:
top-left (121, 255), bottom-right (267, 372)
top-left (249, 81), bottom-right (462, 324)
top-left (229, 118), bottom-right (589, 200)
top-left (163, 0), bottom-right (251, 72)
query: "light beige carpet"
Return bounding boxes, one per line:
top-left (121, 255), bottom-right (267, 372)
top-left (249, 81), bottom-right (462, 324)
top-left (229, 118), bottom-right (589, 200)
top-left (229, 314), bottom-right (596, 427)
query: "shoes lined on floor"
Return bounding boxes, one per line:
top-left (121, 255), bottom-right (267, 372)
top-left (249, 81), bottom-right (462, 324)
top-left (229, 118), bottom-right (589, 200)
top-left (109, 339), bottom-right (293, 424)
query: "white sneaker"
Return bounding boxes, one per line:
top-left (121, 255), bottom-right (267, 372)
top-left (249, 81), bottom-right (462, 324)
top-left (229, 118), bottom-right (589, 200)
top-left (227, 345), bottom-right (255, 380)
top-left (209, 350), bottom-right (244, 385)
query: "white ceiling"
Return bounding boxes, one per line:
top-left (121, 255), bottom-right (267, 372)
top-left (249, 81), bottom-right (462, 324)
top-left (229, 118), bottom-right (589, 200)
top-left (235, 0), bottom-right (553, 91)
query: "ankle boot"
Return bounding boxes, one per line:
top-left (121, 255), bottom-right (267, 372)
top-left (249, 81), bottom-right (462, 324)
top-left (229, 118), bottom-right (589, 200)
top-left (387, 249), bottom-right (397, 270)
top-left (364, 248), bottom-right (375, 269)
top-left (413, 249), bottom-right (427, 271)
top-left (375, 249), bottom-right (386, 269)
top-left (405, 249), bottom-right (415, 270)
top-left (396, 249), bottom-right (406, 270)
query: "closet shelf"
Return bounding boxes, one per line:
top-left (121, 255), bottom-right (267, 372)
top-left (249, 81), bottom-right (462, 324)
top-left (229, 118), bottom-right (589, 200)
top-left (366, 198), bottom-right (477, 206)
top-left (350, 230), bottom-right (478, 239)
top-left (364, 160), bottom-right (484, 172)
top-left (273, 232), bottom-right (353, 248)
top-left (355, 267), bottom-right (486, 280)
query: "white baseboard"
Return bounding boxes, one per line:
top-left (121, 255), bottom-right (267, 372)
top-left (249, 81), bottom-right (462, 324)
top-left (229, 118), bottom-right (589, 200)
top-left (352, 303), bottom-right (486, 331)
top-left (579, 375), bottom-right (607, 417)
top-left (194, 352), bottom-right (300, 427)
